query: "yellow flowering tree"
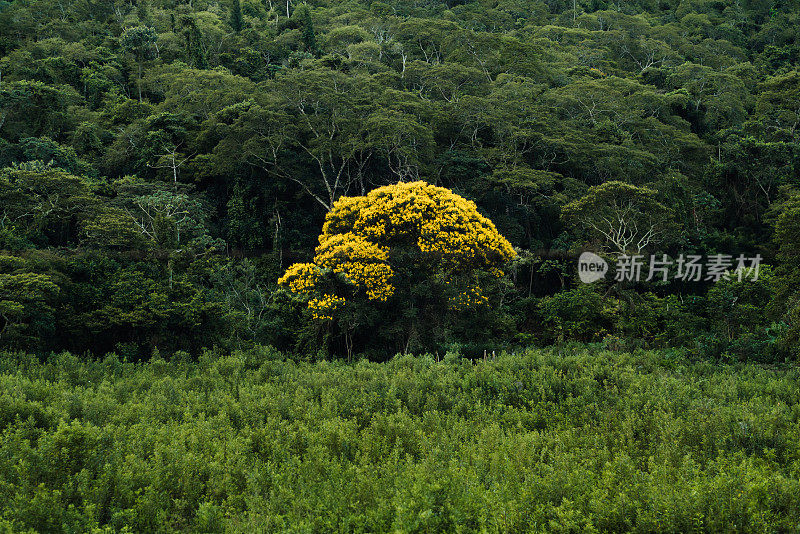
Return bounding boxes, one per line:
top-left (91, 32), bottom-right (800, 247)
top-left (279, 181), bottom-right (516, 354)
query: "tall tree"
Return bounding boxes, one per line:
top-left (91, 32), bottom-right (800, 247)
top-left (230, 0), bottom-right (243, 33)
top-left (120, 26), bottom-right (158, 102)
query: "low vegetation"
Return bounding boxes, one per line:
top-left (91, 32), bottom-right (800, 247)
top-left (1, 346), bottom-right (798, 532)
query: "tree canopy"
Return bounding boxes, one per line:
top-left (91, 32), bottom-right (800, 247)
top-left (280, 181), bottom-right (515, 354)
top-left (0, 0), bottom-right (798, 359)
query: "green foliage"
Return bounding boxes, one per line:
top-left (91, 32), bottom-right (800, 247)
top-left (0, 0), bottom-right (798, 358)
top-left (539, 284), bottom-right (616, 342)
top-left (771, 195), bottom-right (800, 358)
top-left (293, 4), bottom-right (317, 55)
top-left (0, 259), bottom-right (61, 349)
top-left (562, 181), bottom-right (680, 254)
top-left (229, 0), bottom-right (243, 33)
top-left (0, 168), bottom-right (96, 248)
top-left (1, 347), bottom-right (799, 531)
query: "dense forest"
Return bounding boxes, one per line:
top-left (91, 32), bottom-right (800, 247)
top-left (4, 0), bottom-right (800, 531)
top-left (1, 0), bottom-right (799, 359)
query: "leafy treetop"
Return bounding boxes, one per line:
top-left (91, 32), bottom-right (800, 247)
top-left (279, 180), bottom-right (515, 320)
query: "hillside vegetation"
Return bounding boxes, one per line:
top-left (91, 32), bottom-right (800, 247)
top-left (1, 0), bottom-right (800, 358)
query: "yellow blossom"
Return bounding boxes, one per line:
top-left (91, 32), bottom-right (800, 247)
top-left (277, 263), bottom-right (321, 294)
top-left (278, 181), bottom-right (515, 320)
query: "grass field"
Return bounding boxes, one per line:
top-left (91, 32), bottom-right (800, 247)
top-left (1, 346), bottom-right (799, 533)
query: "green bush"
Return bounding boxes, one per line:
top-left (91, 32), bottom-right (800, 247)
top-left (538, 285), bottom-right (616, 343)
top-left (0, 346), bottom-right (799, 532)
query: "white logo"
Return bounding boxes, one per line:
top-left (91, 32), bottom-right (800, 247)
top-left (578, 252), bottom-right (608, 283)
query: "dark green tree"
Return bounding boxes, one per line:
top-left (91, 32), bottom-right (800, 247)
top-left (230, 0), bottom-right (243, 33)
top-left (120, 26), bottom-right (158, 102)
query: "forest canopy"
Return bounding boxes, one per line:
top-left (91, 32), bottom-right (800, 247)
top-left (0, 0), bottom-right (799, 359)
